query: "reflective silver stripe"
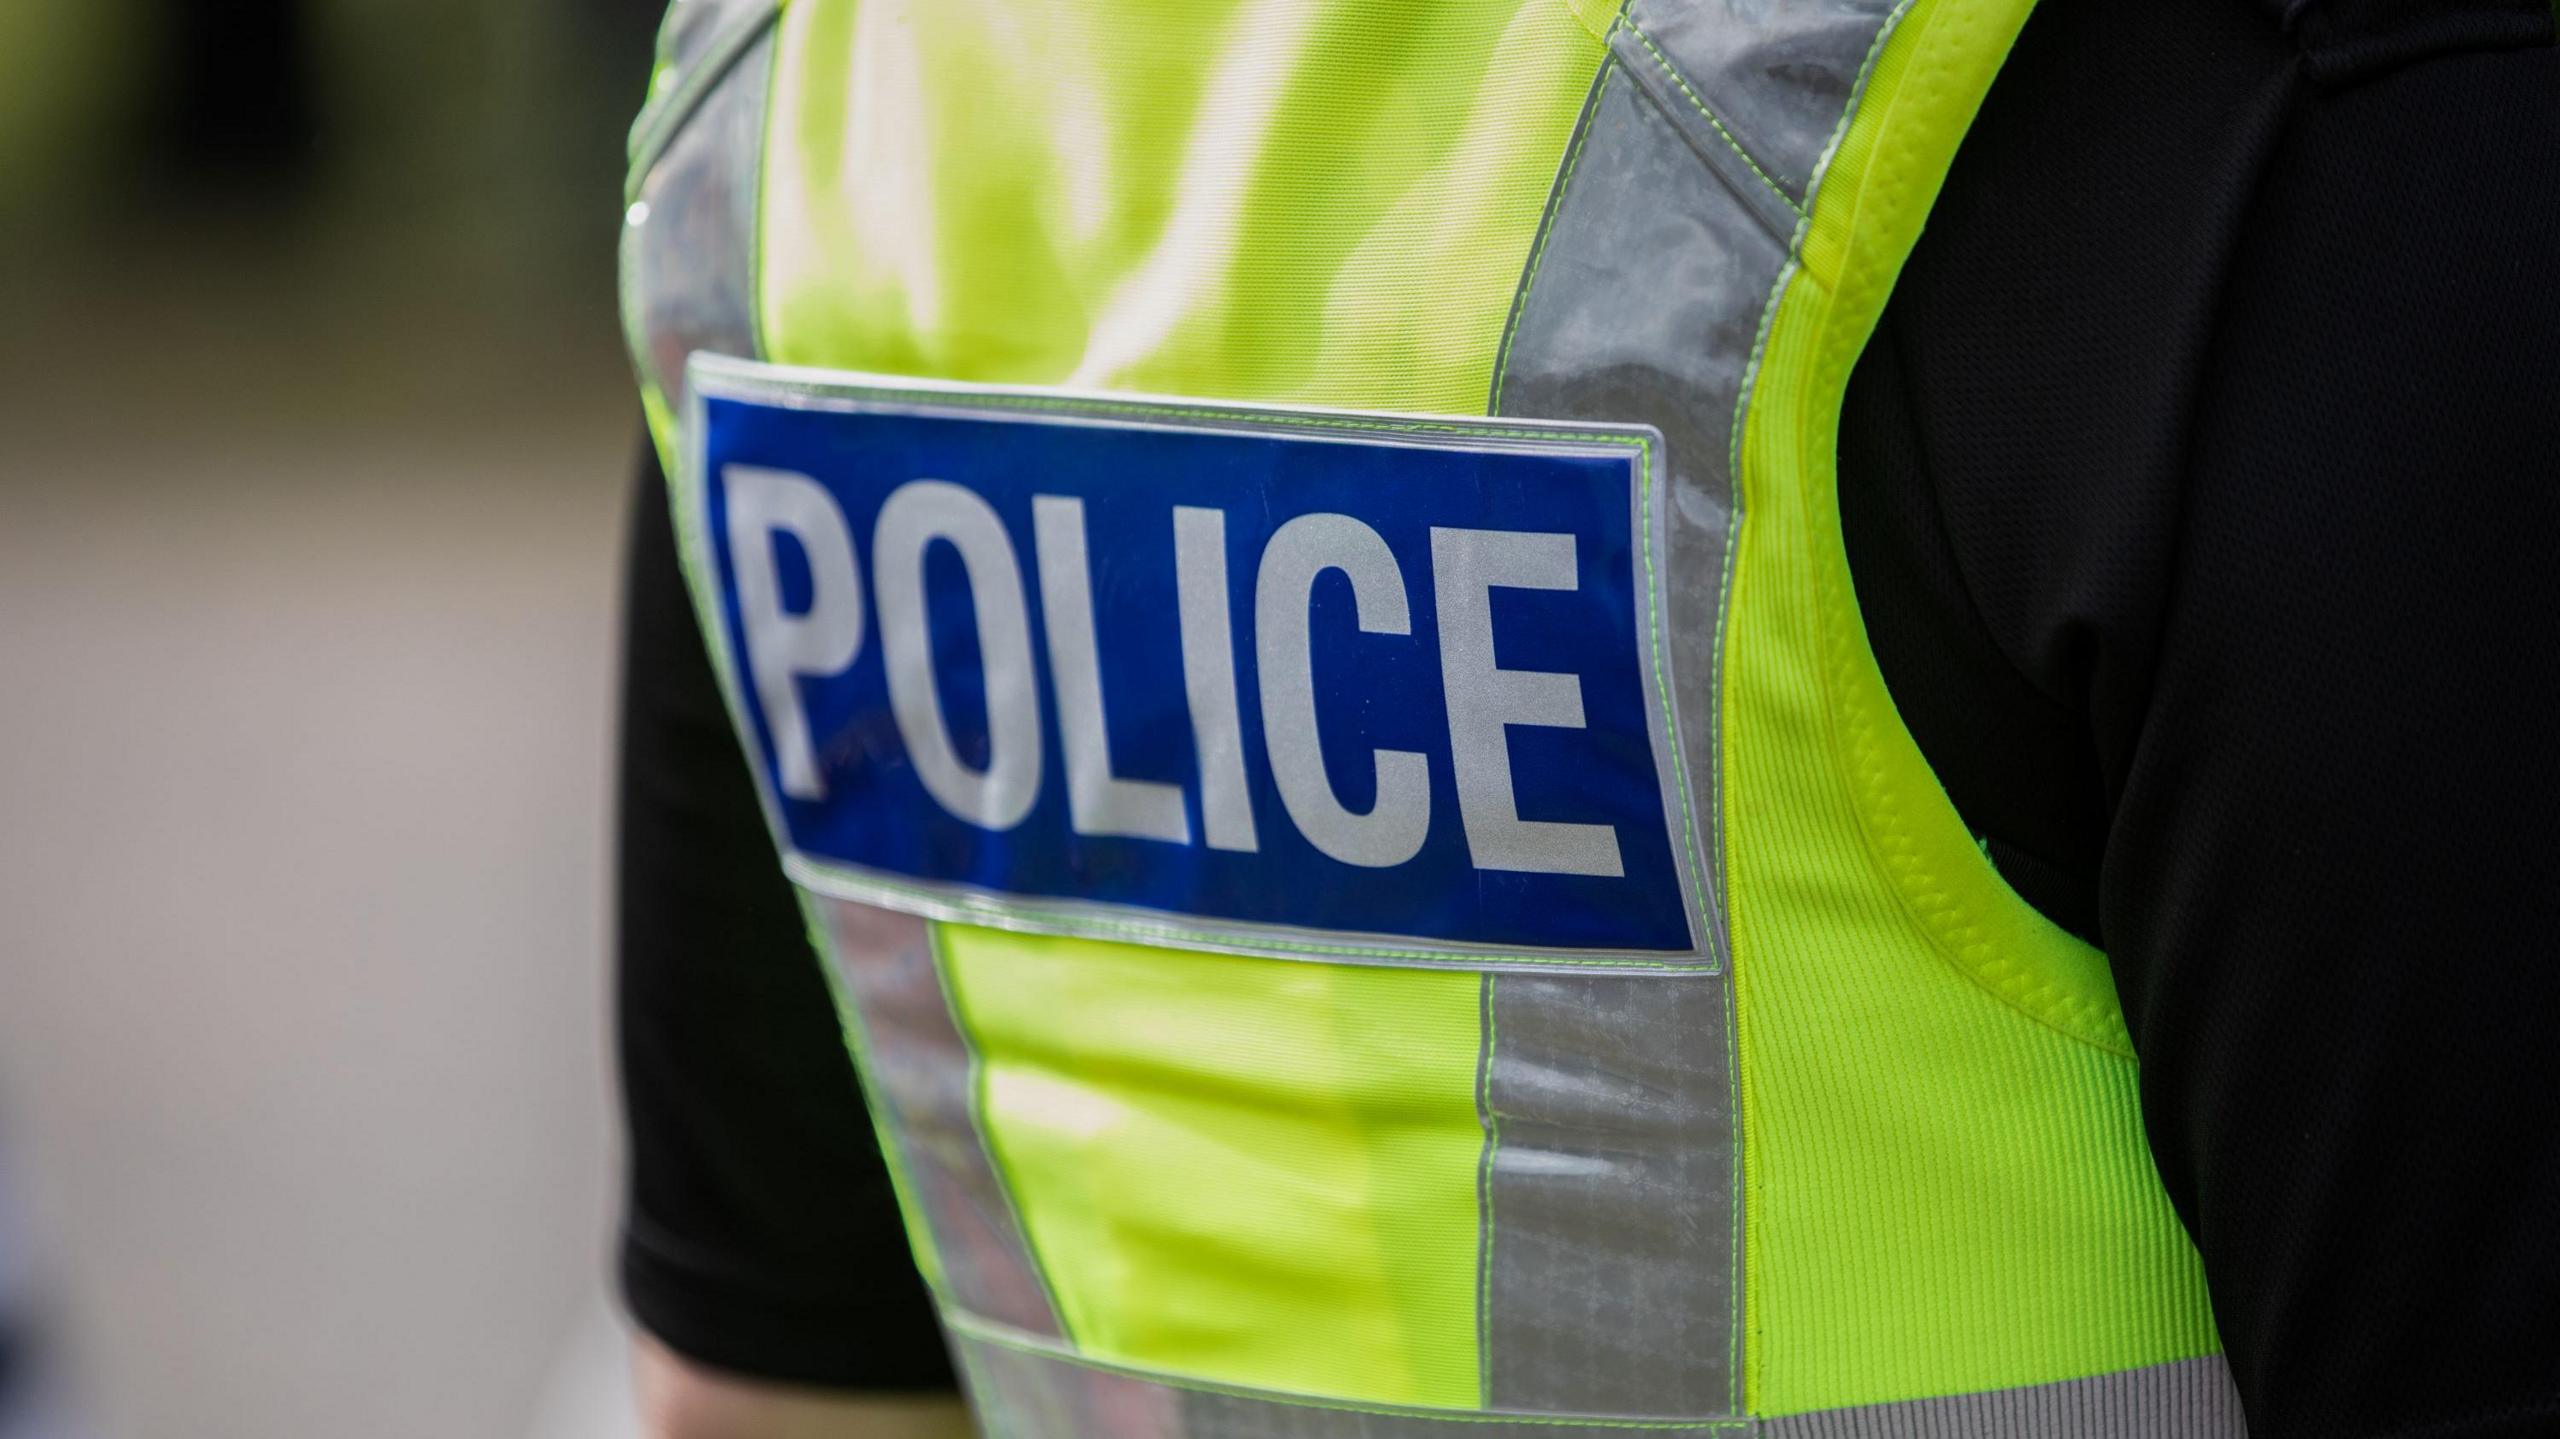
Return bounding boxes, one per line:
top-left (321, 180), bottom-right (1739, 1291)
top-left (1494, 55), bottom-right (1788, 962)
top-left (953, 1325), bottom-right (2239, 1439)
top-left (1765, 1358), bottom-right (2247, 1438)
top-left (1478, 971), bottom-right (1739, 1416)
top-left (622, 17), bottom-right (775, 426)
top-left (815, 898), bottom-right (1065, 1339)
top-left (1619, 0), bottom-right (1903, 207)
top-left (1479, 56), bottom-right (1782, 1418)
top-left (1602, 23), bottom-right (1806, 248)
top-left (952, 1324), bottom-right (1746, 1439)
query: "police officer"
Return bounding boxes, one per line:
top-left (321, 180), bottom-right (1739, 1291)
top-left (615, 2), bottom-right (2560, 1436)
top-left (0, 1136), bottom-right (77, 1439)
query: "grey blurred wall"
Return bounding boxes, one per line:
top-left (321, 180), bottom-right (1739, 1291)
top-left (1, 2), bottom-right (660, 1435)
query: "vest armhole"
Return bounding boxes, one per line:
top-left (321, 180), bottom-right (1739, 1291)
top-left (1740, 0), bottom-right (2134, 1059)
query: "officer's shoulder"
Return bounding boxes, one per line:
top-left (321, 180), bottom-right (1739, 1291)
top-left (2243, 0), bottom-right (2554, 88)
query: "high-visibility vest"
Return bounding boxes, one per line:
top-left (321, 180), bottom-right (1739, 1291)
top-left (621, 2), bottom-right (2241, 1433)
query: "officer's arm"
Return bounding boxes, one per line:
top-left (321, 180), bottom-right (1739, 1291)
top-left (1846, 10), bottom-right (2560, 1431)
top-left (2096, 38), bottom-right (2560, 1438)
top-left (636, 1336), bottom-right (972, 1439)
top-left (619, 450), bottom-right (963, 1412)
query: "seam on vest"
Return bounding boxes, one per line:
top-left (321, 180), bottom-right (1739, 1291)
top-left (625, 0), bottom-right (783, 203)
top-left (1721, 250), bottom-right (1791, 1418)
top-left (1796, 0), bottom-right (2140, 1059)
top-left (1473, 971), bottom-right (1501, 1408)
top-left (786, 827), bottom-right (1707, 972)
top-left (1793, 0), bottom-right (1921, 226)
top-left (745, 4), bottom-right (784, 361)
top-left (793, 898), bottom-right (960, 1304)
top-left (1631, 377), bottom-right (1717, 956)
top-left (1713, 705), bottom-right (1745, 1418)
top-left (1618, 23), bottom-right (1809, 214)
top-left (1715, 3), bottom-right (1930, 1411)
top-left (927, 921), bottom-right (1079, 1345)
top-left (1686, 9), bottom-right (1914, 1396)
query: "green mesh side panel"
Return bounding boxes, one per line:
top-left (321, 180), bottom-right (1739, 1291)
top-left (1720, 0), bottom-right (2224, 1413)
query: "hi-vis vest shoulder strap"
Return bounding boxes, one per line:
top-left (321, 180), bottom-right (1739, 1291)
top-left (622, 1), bottom-right (2243, 1434)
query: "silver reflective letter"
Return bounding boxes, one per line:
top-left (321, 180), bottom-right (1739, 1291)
top-left (1033, 495), bottom-right (1189, 844)
top-left (1429, 527), bottom-right (1623, 876)
top-left (873, 481), bottom-right (1042, 831)
top-left (1254, 514), bottom-right (1429, 868)
top-left (1175, 506), bottom-right (1258, 853)
top-left (724, 465), bottom-right (865, 801)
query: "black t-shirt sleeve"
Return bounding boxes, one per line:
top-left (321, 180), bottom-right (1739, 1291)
top-left (1845, 6), bottom-right (2560, 1436)
top-left (616, 443), bottom-right (956, 1391)
top-left (2106, 40), bottom-right (2560, 1438)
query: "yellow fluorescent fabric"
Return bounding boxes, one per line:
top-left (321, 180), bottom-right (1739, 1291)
top-left (937, 926), bottom-right (1486, 1408)
top-left (1722, 0), bottom-right (2221, 1412)
top-left (758, 0), bottom-right (1612, 412)
top-left (755, 0), bottom-right (1615, 1408)
top-left (727, 0), bottom-right (2229, 1420)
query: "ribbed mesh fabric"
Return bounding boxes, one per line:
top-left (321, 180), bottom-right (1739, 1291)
top-left (1723, 0), bottom-right (2223, 1413)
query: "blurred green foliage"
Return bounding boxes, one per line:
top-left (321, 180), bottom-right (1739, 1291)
top-left (0, 0), bottom-right (652, 271)
top-left (0, 1), bottom-right (140, 205)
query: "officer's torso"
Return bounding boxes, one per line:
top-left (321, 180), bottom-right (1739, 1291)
top-left (622, 2), bottom-right (2237, 1431)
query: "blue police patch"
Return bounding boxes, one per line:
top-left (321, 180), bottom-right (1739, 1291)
top-left (679, 357), bottom-right (1713, 971)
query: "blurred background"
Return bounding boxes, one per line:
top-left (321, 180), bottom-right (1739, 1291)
top-left (1, 1), bottom-right (666, 1433)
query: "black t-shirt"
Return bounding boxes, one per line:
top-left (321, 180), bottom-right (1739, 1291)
top-left (615, 3), bottom-right (2560, 1433)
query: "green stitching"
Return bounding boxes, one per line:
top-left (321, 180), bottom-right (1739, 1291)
top-left (1685, 22), bottom-right (1855, 1399)
top-left (943, 1309), bottom-right (1752, 1432)
top-left (1708, 10), bottom-right (1839, 1391)
top-left (1620, 24), bottom-right (1806, 216)
top-left (1633, 409), bottom-right (1715, 967)
top-left (1474, 971), bottom-right (1502, 1405)
top-left (1707, 391), bottom-right (1745, 1408)
top-left (786, 890), bottom-right (954, 1298)
top-left (1702, 238), bottom-right (1757, 1401)
top-left (789, 854), bottom-right (1714, 972)
top-left (1464, 14), bottom-right (1727, 970)
top-left (709, 368), bottom-right (1648, 452)
top-left (1723, 266), bottom-right (1794, 495)
top-left (1793, 0), bottom-right (1919, 222)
